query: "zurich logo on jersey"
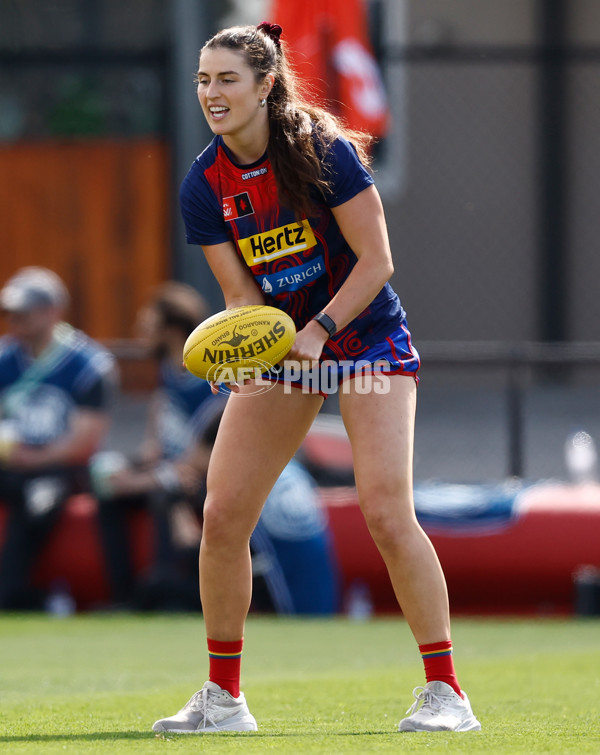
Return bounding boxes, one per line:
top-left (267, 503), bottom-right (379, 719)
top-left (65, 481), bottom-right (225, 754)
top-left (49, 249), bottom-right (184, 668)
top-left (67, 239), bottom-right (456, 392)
top-left (259, 256), bottom-right (326, 294)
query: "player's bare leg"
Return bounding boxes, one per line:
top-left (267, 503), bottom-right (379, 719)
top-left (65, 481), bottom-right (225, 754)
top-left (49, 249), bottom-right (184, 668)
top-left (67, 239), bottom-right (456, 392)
top-left (200, 382), bottom-right (323, 641)
top-left (153, 382), bottom-right (323, 734)
top-left (339, 374), bottom-right (450, 642)
top-left (339, 374), bottom-right (480, 732)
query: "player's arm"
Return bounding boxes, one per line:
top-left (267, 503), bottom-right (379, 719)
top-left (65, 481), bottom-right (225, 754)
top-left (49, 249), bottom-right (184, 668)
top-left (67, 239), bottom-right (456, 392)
top-left (290, 185), bottom-right (394, 361)
top-left (201, 240), bottom-right (265, 309)
top-left (201, 241), bottom-right (267, 393)
top-left (325, 184), bottom-right (394, 329)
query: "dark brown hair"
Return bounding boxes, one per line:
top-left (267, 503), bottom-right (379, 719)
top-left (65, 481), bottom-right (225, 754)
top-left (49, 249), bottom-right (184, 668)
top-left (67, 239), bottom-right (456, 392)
top-left (201, 24), bottom-right (373, 219)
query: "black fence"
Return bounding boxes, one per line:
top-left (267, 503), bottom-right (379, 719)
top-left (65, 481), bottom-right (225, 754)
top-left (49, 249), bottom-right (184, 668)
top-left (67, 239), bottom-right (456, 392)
top-left (414, 341), bottom-right (600, 483)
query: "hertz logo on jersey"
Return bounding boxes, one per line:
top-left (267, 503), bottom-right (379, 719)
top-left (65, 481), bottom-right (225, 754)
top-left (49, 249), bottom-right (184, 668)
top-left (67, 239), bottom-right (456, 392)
top-left (238, 220), bottom-right (317, 267)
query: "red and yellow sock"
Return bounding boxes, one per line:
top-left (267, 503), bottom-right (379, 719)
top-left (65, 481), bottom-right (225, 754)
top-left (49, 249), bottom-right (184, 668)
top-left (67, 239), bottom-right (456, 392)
top-left (419, 640), bottom-right (461, 696)
top-left (207, 637), bottom-right (243, 698)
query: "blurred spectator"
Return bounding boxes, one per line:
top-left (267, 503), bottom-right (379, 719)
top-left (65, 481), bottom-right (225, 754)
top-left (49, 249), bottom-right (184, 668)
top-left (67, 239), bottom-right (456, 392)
top-left (94, 281), bottom-right (339, 613)
top-left (93, 282), bottom-right (224, 610)
top-left (0, 267), bottom-right (116, 610)
top-left (249, 456), bottom-right (340, 615)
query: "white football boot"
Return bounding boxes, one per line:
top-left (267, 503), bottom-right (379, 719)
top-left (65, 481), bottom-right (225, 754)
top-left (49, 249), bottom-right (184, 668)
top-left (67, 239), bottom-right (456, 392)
top-left (152, 681), bottom-right (257, 734)
top-left (398, 681), bottom-right (481, 732)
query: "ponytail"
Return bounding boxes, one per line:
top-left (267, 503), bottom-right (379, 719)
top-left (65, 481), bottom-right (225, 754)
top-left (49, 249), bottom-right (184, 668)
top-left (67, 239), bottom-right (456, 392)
top-left (203, 24), bottom-right (373, 218)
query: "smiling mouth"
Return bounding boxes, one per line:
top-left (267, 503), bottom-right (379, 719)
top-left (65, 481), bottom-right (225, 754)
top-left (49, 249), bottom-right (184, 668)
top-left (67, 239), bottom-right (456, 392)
top-left (209, 106), bottom-right (230, 120)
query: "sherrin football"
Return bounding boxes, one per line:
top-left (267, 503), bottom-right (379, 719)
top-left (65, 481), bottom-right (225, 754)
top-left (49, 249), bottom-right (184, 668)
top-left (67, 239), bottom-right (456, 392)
top-left (183, 304), bottom-right (296, 382)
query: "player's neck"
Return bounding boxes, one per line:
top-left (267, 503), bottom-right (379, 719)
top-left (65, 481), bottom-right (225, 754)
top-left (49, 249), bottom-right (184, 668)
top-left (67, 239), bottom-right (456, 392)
top-left (223, 130), bottom-right (268, 166)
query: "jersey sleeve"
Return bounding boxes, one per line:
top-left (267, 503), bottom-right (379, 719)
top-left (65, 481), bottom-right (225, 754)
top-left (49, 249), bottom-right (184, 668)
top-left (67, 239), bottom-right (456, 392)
top-left (321, 136), bottom-right (374, 208)
top-left (73, 372), bottom-right (114, 411)
top-left (0, 338), bottom-right (16, 392)
top-left (72, 347), bottom-right (117, 411)
top-left (180, 160), bottom-right (230, 247)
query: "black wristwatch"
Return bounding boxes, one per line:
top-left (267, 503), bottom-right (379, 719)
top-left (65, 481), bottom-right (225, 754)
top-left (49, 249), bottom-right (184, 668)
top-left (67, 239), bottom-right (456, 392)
top-left (312, 311), bottom-right (337, 338)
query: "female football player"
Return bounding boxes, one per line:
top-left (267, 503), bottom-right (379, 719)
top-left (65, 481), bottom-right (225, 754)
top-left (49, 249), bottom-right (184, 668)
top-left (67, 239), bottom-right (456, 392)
top-left (153, 22), bottom-right (480, 735)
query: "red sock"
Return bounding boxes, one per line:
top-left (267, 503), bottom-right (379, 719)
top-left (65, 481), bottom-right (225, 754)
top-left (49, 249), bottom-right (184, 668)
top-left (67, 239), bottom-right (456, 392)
top-left (419, 640), bottom-right (461, 696)
top-left (207, 637), bottom-right (243, 698)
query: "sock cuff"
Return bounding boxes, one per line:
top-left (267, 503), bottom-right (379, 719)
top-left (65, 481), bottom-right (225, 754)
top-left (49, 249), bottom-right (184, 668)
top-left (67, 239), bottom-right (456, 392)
top-left (419, 640), bottom-right (453, 658)
top-left (207, 637), bottom-right (244, 658)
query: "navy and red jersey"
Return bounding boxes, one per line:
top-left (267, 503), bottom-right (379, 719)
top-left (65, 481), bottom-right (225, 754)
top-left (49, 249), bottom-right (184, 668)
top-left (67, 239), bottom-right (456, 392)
top-left (179, 133), bottom-right (405, 361)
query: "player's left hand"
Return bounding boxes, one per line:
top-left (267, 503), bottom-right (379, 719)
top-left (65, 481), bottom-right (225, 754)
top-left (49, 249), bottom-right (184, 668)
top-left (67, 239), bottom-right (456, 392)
top-left (287, 320), bottom-right (329, 364)
top-left (209, 378), bottom-right (252, 395)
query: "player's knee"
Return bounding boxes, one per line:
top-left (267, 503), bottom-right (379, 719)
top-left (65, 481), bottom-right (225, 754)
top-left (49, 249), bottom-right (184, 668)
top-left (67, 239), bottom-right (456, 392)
top-left (359, 488), bottom-right (415, 551)
top-left (201, 495), bottom-right (254, 548)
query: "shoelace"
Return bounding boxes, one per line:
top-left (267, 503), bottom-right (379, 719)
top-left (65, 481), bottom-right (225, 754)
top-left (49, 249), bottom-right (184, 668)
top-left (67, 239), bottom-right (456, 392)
top-left (186, 687), bottom-right (229, 729)
top-left (186, 688), bottom-right (208, 713)
top-left (405, 686), bottom-right (447, 716)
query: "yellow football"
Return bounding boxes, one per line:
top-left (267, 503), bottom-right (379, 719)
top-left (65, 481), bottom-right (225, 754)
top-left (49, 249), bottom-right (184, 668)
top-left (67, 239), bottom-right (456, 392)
top-left (183, 304), bottom-right (296, 382)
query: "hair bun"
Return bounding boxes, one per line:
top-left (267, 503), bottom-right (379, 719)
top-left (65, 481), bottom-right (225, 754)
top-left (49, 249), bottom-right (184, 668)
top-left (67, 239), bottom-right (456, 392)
top-left (257, 21), bottom-right (282, 48)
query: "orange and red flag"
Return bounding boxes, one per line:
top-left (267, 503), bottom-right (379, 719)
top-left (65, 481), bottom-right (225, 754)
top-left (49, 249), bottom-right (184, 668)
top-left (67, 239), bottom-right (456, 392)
top-left (269, 0), bottom-right (390, 137)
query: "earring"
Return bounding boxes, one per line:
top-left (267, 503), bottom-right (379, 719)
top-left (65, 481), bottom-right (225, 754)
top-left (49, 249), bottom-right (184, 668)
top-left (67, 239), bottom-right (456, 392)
top-left (260, 98), bottom-right (267, 108)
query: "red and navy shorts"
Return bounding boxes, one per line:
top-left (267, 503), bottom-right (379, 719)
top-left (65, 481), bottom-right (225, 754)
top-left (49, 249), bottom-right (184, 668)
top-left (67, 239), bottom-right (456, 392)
top-left (266, 322), bottom-right (421, 397)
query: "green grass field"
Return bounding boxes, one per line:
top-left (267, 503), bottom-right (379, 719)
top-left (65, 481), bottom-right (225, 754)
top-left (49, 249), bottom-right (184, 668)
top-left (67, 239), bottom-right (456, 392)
top-left (0, 613), bottom-right (598, 753)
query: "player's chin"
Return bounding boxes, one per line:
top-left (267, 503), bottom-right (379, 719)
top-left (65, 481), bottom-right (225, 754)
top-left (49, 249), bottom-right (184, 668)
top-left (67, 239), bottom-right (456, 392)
top-left (205, 122), bottom-right (224, 136)
top-left (205, 116), bottom-right (232, 135)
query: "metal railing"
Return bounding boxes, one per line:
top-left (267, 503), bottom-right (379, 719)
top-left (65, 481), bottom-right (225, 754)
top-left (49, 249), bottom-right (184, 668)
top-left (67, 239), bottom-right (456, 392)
top-left (417, 341), bottom-right (600, 478)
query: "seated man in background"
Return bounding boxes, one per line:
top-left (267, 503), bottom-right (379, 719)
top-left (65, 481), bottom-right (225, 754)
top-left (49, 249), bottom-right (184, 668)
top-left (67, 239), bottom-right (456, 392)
top-left (93, 282), bottom-right (225, 610)
top-left (0, 266), bottom-right (116, 610)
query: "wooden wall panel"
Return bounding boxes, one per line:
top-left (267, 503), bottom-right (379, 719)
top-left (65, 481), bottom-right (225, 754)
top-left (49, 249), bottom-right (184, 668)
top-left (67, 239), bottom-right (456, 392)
top-left (0, 139), bottom-right (170, 340)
